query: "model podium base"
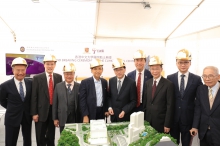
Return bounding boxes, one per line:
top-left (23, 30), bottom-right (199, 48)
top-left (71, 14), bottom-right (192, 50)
top-left (58, 112), bottom-right (177, 146)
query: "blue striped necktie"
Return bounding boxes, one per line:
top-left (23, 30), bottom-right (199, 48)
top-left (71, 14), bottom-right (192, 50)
top-left (19, 82), bottom-right (25, 101)
top-left (180, 74), bottom-right (185, 97)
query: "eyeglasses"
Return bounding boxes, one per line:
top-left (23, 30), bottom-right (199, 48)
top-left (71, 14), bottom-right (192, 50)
top-left (177, 61), bottom-right (190, 65)
top-left (201, 75), bottom-right (217, 80)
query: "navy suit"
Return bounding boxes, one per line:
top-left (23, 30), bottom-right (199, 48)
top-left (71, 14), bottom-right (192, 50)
top-left (108, 76), bottom-right (137, 122)
top-left (127, 69), bottom-right (152, 111)
top-left (167, 72), bottom-right (202, 146)
top-left (193, 84), bottom-right (220, 146)
top-left (79, 77), bottom-right (108, 120)
top-left (0, 78), bottom-right (32, 146)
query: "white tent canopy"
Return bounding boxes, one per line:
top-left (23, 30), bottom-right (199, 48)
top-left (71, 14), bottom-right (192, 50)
top-left (0, 0), bottom-right (220, 43)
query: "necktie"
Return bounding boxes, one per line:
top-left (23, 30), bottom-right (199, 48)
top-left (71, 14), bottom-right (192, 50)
top-left (19, 82), bottom-right (25, 101)
top-left (152, 80), bottom-right (157, 98)
top-left (180, 74), bottom-right (185, 97)
top-left (49, 74), bottom-right (53, 105)
top-left (136, 73), bottom-right (141, 107)
top-left (67, 84), bottom-right (71, 94)
top-left (118, 80), bottom-right (121, 94)
top-left (209, 88), bottom-right (214, 109)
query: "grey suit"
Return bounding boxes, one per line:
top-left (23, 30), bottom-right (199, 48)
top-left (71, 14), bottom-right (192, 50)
top-left (52, 81), bottom-right (81, 127)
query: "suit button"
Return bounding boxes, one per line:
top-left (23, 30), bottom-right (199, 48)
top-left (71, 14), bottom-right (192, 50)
top-left (151, 104), bottom-right (153, 105)
top-left (179, 107), bottom-right (181, 109)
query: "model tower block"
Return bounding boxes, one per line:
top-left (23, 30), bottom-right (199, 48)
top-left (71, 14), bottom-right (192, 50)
top-left (88, 119), bottom-right (108, 145)
top-left (128, 111), bottom-right (145, 143)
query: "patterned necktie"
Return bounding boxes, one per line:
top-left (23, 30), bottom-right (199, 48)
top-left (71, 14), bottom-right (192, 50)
top-left (209, 88), bottom-right (214, 109)
top-left (19, 82), bottom-right (25, 101)
top-left (136, 73), bottom-right (141, 107)
top-left (118, 80), bottom-right (121, 94)
top-left (180, 74), bottom-right (185, 97)
top-left (67, 84), bottom-right (71, 94)
top-left (152, 80), bottom-right (157, 98)
top-left (49, 74), bottom-right (53, 105)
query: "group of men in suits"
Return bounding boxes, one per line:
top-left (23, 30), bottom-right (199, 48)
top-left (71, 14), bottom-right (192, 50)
top-left (1, 49), bottom-right (220, 146)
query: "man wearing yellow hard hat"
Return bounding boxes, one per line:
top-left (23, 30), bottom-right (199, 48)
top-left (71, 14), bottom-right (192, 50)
top-left (127, 50), bottom-right (152, 112)
top-left (0, 57), bottom-right (32, 146)
top-left (79, 58), bottom-right (108, 123)
top-left (30, 54), bottom-right (62, 146)
top-left (52, 63), bottom-right (81, 133)
top-left (143, 56), bottom-right (174, 133)
top-left (167, 49), bottom-right (202, 146)
top-left (108, 58), bottom-right (137, 122)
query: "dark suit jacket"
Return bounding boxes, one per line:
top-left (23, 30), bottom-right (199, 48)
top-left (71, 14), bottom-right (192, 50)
top-left (79, 77), bottom-right (108, 119)
top-left (193, 84), bottom-right (220, 143)
top-left (0, 78), bottom-right (32, 127)
top-left (127, 69), bottom-right (152, 103)
top-left (167, 72), bottom-right (203, 125)
top-left (108, 76), bottom-right (137, 122)
top-left (30, 72), bottom-right (62, 122)
top-left (52, 81), bottom-right (81, 126)
top-left (143, 77), bottom-right (174, 133)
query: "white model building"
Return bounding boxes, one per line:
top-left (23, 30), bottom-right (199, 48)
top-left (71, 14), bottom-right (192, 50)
top-left (88, 119), bottom-right (108, 145)
top-left (128, 111), bottom-right (145, 143)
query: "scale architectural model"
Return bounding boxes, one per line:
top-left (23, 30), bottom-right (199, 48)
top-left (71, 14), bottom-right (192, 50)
top-left (58, 111), bottom-right (177, 146)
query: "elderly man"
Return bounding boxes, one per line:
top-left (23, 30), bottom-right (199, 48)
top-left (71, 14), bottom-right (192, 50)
top-left (143, 56), bottom-right (174, 133)
top-left (52, 63), bottom-right (81, 133)
top-left (190, 66), bottom-right (220, 146)
top-left (79, 58), bottom-right (108, 123)
top-left (0, 57), bottom-right (32, 146)
top-left (108, 58), bottom-right (137, 122)
top-left (31, 54), bottom-right (62, 146)
top-left (127, 50), bottom-right (152, 112)
top-left (167, 49), bottom-right (202, 146)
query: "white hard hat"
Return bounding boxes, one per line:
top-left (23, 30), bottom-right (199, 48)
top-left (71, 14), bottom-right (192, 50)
top-left (90, 58), bottom-right (103, 69)
top-left (176, 49), bottom-right (192, 60)
top-left (63, 63), bottom-right (76, 72)
top-left (43, 54), bottom-right (57, 62)
top-left (11, 57), bottom-right (28, 67)
top-left (149, 56), bottom-right (163, 66)
top-left (133, 50), bottom-right (146, 59)
top-left (112, 58), bottom-right (126, 69)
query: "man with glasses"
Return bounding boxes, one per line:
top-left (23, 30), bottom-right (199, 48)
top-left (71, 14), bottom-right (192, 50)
top-left (31, 54), bottom-right (62, 146)
top-left (143, 56), bottom-right (174, 133)
top-left (108, 58), bottom-right (136, 122)
top-left (0, 57), bottom-right (32, 146)
top-left (52, 63), bottom-right (81, 133)
top-left (190, 66), bottom-right (220, 146)
top-left (127, 50), bottom-right (152, 112)
top-left (167, 49), bottom-right (202, 146)
top-left (79, 58), bottom-right (108, 123)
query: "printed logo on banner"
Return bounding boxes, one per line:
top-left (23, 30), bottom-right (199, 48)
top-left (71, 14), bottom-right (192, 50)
top-left (20, 46), bottom-right (25, 52)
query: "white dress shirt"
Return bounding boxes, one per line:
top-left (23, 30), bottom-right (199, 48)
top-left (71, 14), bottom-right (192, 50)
top-left (178, 71), bottom-right (189, 90)
top-left (14, 78), bottom-right (26, 97)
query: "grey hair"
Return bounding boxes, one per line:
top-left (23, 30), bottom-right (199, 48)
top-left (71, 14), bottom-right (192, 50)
top-left (203, 66), bottom-right (219, 75)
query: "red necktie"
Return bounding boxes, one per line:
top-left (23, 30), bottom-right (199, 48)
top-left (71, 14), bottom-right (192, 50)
top-left (49, 74), bottom-right (53, 105)
top-left (136, 73), bottom-right (141, 107)
top-left (152, 80), bottom-right (157, 98)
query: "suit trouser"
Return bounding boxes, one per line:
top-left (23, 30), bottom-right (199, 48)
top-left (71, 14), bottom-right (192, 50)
top-left (5, 114), bottom-right (32, 146)
top-left (35, 105), bottom-right (55, 146)
top-left (170, 121), bottom-right (191, 146)
top-left (200, 129), bottom-right (220, 146)
top-left (60, 112), bottom-right (76, 134)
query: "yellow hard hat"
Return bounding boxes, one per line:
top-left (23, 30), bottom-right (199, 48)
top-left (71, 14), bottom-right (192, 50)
top-left (90, 58), bottom-right (103, 69)
top-left (43, 54), bottom-right (57, 62)
top-left (133, 50), bottom-right (146, 59)
top-left (112, 58), bottom-right (126, 69)
top-left (176, 49), bottom-right (192, 60)
top-left (11, 57), bottom-right (28, 67)
top-left (63, 63), bottom-right (76, 72)
top-left (149, 56), bottom-right (163, 66)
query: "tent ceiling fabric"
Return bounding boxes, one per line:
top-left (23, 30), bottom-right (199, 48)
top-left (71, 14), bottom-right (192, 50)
top-left (1, 0), bottom-right (220, 42)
